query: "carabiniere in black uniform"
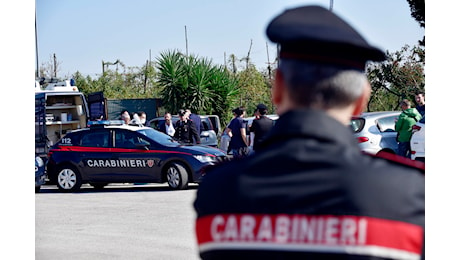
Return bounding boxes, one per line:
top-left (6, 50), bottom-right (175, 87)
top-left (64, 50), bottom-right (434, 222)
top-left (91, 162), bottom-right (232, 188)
top-left (194, 5), bottom-right (424, 259)
top-left (194, 110), bottom-right (424, 259)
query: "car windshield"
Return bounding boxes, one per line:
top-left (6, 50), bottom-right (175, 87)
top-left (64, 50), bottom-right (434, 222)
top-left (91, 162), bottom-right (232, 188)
top-left (136, 128), bottom-right (179, 146)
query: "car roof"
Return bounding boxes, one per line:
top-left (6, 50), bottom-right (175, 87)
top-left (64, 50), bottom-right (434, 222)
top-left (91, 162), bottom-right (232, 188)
top-left (80, 124), bottom-right (152, 132)
top-left (104, 125), bottom-right (152, 131)
top-left (353, 111), bottom-right (400, 119)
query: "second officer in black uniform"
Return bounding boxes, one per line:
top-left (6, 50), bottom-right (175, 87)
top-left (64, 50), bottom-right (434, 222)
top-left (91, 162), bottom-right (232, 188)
top-left (174, 109), bottom-right (200, 144)
top-left (194, 5), bottom-right (424, 260)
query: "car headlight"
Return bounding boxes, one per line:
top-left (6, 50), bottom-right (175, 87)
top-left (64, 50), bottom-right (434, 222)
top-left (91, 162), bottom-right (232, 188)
top-left (193, 155), bottom-right (216, 163)
top-left (36, 156), bottom-right (44, 167)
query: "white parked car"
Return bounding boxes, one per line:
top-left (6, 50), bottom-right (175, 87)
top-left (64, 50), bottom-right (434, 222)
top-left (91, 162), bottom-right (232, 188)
top-left (410, 116), bottom-right (425, 162)
top-left (350, 111), bottom-right (401, 155)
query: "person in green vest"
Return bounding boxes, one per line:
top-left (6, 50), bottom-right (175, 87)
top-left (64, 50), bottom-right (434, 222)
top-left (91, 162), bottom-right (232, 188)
top-left (395, 99), bottom-right (422, 158)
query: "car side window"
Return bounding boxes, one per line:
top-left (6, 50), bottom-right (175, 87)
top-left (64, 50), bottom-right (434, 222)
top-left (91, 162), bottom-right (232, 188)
top-left (376, 116), bottom-right (398, 132)
top-left (150, 120), bottom-right (161, 130)
top-left (58, 132), bottom-right (81, 146)
top-left (115, 130), bottom-right (149, 149)
top-left (201, 119), bottom-right (211, 131)
top-left (80, 131), bottom-right (109, 147)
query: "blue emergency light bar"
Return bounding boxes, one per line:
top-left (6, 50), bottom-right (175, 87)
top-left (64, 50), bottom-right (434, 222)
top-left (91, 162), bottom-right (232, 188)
top-left (87, 120), bottom-right (124, 127)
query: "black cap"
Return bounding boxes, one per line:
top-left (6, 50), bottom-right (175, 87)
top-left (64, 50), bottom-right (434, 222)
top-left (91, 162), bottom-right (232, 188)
top-left (256, 103), bottom-right (268, 110)
top-left (266, 5), bottom-right (385, 70)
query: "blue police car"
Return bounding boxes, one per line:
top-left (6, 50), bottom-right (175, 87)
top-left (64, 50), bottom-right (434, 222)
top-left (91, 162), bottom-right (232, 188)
top-left (46, 121), bottom-right (227, 192)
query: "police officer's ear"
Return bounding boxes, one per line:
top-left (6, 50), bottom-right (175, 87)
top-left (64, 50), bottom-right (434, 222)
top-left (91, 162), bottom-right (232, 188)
top-left (352, 81), bottom-right (371, 116)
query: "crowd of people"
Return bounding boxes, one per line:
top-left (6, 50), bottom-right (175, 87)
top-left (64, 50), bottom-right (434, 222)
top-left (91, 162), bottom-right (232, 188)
top-left (119, 110), bottom-right (147, 126)
top-left (122, 108), bottom-right (202, 144)
top-left (219, 104), bottom-right (274, 158)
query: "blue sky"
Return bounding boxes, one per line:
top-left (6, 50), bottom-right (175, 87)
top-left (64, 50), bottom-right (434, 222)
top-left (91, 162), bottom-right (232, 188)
top-left (36, 0), bottom-right (424, 78)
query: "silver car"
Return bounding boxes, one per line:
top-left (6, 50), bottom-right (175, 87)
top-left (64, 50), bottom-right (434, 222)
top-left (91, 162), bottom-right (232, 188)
top-left (350, 111), bottom-right (401, 155)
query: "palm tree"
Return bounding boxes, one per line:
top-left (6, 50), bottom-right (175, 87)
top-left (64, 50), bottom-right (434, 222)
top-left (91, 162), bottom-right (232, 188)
top-left (157, 50), bottom-right (239, 121)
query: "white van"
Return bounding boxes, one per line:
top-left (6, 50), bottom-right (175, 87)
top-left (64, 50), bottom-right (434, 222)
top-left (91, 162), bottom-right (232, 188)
top-left (35, 79), bottom-right (106, 159)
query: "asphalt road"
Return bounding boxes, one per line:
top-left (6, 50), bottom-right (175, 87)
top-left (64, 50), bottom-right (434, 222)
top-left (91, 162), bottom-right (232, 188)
top-left (35, 183), bottom-right (201, 260)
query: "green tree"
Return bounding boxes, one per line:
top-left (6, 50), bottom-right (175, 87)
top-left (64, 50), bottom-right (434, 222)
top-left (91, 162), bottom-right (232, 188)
top-left (156, 50), bottom-right (239, 123)
top-left (208, 67), bottom-right (240, 125)
top-left (73, 61), bottom-right (160, 99)
top-left (407, 0), bottom-right (425, 45)
top-left (236, 64), bottom-right (273, 115)
top-left (366, 44), bottom-right (425, 111)
top-left (157, 50), bottom-right (189, 113)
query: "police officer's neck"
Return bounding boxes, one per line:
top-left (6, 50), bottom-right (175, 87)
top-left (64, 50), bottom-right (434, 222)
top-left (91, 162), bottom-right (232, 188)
top-left (326, 106), bottom-right (356, 125)
top-left (278, 105), bottom-right (356, 126)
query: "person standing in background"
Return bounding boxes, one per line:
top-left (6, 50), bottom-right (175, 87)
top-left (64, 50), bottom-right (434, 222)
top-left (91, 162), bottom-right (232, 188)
top-left (186, 109), bottom-right (203, 134)
top-left (120, 110), bottom-right (130, 124)
top-left (137, 111), bottom-right (147, 125)
top-left (414, 91), bottom-right (425, 117)
top-left (174, 109), bottom-right (200, 144)
top-left (249, 103), bottom-right (273, 152)
top-left (225, 107), bottom-right (249, 159)
top-left (159, 112), bottom-right (175, 137)
top-left (395, 99), bottom-right (422, 158)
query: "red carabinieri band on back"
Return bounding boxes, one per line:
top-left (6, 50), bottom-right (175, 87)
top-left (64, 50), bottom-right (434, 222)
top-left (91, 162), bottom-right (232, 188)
top-left (196, 214), bottom-right (423, 260)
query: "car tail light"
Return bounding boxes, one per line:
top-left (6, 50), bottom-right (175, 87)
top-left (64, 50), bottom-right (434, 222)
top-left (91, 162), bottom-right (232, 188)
top-left (412, 125), bottom-right (421, 133)
top-left (356, 137), bottom-right (369, 143)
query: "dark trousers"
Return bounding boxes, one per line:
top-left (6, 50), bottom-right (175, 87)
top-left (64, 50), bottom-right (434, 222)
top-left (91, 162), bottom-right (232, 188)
top-left (231, 147), bottom-right (249, 160)
top-left (397, 141), bottom-right (411, 158)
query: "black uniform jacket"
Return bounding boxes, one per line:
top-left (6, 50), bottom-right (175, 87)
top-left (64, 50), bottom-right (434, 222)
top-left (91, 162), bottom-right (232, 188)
top-left (174, 119), bottom-right (200, 144)
top-left (194, 109), bottom-right (424, 260)
top-left (250, 115), bottom-right (274, 151)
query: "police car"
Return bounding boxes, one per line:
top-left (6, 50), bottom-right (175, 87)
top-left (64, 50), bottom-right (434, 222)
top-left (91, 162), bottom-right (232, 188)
top-left (46, 121), bottom-right (227, 192)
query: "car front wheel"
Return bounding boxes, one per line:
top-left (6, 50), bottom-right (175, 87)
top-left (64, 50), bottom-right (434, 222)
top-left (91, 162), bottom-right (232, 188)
top-left (166, 162), bottom-right (188, 190)
top-left (56, 166), bottom-right (82, 192)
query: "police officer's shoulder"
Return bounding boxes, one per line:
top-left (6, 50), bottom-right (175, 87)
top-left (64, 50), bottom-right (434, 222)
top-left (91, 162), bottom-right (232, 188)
top-left (364, 151), bottom-right (425, 174)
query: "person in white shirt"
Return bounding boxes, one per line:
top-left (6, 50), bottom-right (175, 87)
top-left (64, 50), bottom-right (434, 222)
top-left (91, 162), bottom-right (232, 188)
top-left (159, 112), bottom-right (175, 136)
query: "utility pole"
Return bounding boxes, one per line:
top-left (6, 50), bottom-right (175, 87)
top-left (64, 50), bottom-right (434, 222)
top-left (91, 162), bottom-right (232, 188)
top-left (330, 0), bottom-right (333, 11)
top-left (102, 59), bottom-right (121, 74)
top-left (144, 59), bottom-right (148, 92)
top-left (245, 39), bottom-right (252, 70)
top-left (53, 53), bottom-right (57, 78)
top-left (35, 8), bottom-right (39, 78)
top-left (184, 25), bottom-right (189, 56)
top-left (266, 42), bottom-right (272, 81)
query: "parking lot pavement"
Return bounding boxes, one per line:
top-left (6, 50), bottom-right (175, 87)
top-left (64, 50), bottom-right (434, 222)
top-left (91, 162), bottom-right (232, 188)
top-left (36, 183), bottom-right (201, 260)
